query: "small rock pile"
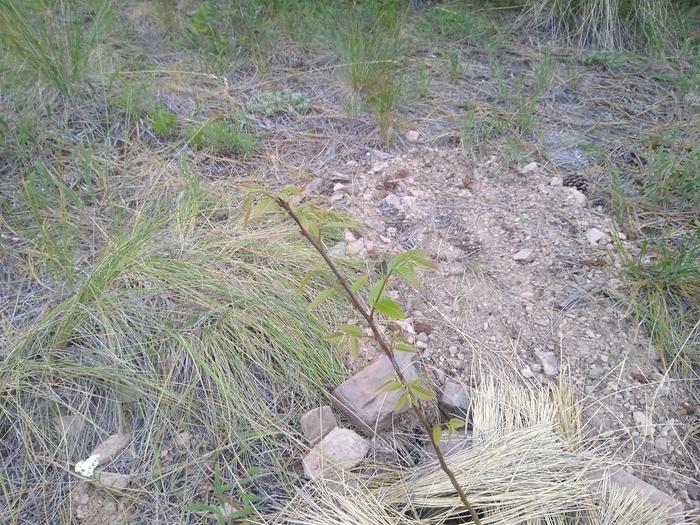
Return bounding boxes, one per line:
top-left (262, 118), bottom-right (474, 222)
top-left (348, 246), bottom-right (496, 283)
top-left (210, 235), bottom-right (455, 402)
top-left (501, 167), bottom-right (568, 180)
top-left (299, 351), bottom-right (472, 479)
top-left (299, 355), bottom-right (686, 522)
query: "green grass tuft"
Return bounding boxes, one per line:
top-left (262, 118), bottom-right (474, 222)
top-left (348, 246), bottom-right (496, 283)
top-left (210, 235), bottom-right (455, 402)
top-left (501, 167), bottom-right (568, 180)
top-left (613, 228), bottom-right (700, 372)
top-left (0, 0), bottom-right (112, 94)
top-left (187, 117), bottom-right (258, 155)
top-left (148, 105), bottom-right (178, 138)
top-left (332, 4), bottom-right (406, 143)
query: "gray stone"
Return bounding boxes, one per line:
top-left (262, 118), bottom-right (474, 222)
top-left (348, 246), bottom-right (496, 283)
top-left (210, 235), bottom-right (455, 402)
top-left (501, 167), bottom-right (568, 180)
top-left (586, 228), bottom-right (609, 246)
top-left (332, 351), bottom-right (417, 434)
top-left (384, 194), bottom-right (402, 208)
top-left (405, 130), bottom-right (420, 142)
top-left (91, 433), bottom-right (131, 465)
top-left (588, 365), bottom-right (603, 379)
top-left (438, 380), bottom-right (471, 421)
top-left (300, 406), bottom-right (338, 445)
top-left (370, 148), bottom-right (394, 160)
top-left (535, 351), bottom-right (558, 377)
top-left (654, 437), bottom-right (669, 454)
top-left (566, 188), bottom-right (587, 208)
top-left (550, 176), bottom-right (563, 186)
top-left (328, 242), bottom-right (346, 258)
top-left (632, 411), bottom-right (654, 437)
top-left (94, 471), bottom-right (132, 490)
top-left (588, 468), bottom-right (684, 523)
top-left (521, 365), bottom-right (535, 379)
top-left (513, 248), bottom-right (534, 263)
top-left (302, 427), bottom-right (369, 479)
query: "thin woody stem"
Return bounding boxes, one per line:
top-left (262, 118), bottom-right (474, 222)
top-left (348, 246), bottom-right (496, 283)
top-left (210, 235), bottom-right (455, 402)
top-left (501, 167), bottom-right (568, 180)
top-left (275, 198), bottom-right (482, 525)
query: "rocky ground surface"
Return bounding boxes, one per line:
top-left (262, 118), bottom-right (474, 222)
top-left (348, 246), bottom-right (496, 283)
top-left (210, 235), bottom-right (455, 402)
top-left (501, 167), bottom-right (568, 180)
top-left (309, 145), bottom-right (698, 511)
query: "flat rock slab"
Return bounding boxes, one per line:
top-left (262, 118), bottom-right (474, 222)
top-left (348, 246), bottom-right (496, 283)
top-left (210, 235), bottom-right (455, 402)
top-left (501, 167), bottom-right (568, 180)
top-left (332, 351), bottom-right (417, 434)
top-left (91, 433), bottom-right (131, 465)
top-left (300, 405), bottom-right (338, 445)
top-left (588, 468), bottom-right (685, 523)
top-left (302, 427), bottom-right (369, 479)
top-left (94, 471), bottom-right (132, 491)
top-left (439, 380), bottom-right (471, 422)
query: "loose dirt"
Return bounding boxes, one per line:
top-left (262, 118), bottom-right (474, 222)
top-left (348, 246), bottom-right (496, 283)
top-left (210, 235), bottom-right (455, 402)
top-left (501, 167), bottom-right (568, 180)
top-left (320, 145), bottom-right (697, 507)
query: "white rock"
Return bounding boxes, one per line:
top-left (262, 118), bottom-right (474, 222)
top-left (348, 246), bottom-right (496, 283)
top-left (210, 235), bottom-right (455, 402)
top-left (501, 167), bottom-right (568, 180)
top-left (302, 428), bottom-right (369, 479)
top-left (521, 366), bottom-right (535, 379)
top-left (371, 161), bottom-right (385, 173)
top-left (632, 411), bottom-right (654, 437)
top-left (566, 188), bottom-right (587, 208)
top-left (654, 436), bottom-right (669, 453)
top-left (513, 248), bottom-right (534, 263)
top-left (370, 148), bottom-right (394, 160)
top-left (550, 176), bottom-right (563, 186)
top-left (585, 228), bottom-right (609, 246)
top-left (300, 406), bottom-right (338, 445)
top-left (405, 130), bottom-right (420, 142)
top-left (384, 194), bottom-right (402, 208)
top-left (346, 239), bottom-right (365, 256)
top-left (439, 380), bottom-right (470, 420)
top-left (518, 162), bottom-right (537, 174)
top-left (535, 351), bottom-right (558, 377)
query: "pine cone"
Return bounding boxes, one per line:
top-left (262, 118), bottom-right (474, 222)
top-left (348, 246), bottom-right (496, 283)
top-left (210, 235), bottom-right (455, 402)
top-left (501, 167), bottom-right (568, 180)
top-left (563, 172), bottom-right (588, 193)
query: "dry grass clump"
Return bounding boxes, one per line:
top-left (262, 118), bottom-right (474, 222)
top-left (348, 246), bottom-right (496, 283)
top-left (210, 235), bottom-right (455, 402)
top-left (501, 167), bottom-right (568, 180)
top-left (276, 378), bottom-right (671, 524)
top-left (516, 0), bottom-right (680, 51)
top-left (0, 181), bottom-right (348, 523)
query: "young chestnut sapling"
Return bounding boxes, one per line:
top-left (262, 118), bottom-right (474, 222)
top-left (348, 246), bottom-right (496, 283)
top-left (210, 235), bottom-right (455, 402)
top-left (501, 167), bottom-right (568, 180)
top-left (242, 186), bottom-right (482, 524)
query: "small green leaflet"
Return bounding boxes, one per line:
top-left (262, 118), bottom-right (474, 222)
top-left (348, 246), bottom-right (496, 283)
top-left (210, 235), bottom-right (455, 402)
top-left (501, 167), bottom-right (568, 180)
top-left (338, 324), bottom-right (363, 337)
top-left (348, 336), bottom-right (359, 360)
top-left (350, 275), bottom-right (369, 293)
top-left (446, 417), bottom-right (465, 437)
top-left (278, 185), bottom-right (304, 199)
top-left (432, 424), bottom-right (442, 445)
top-left (297, 270), bottom-right (314, 294)
top-left (394, 342), bottom-right (417, 353)
top-left (308, 288), bottom-right (335, 310)
top-left (323, 331), bottom-right (344, 343)
top-left (388, 249), bottom-right (438, 271)
top-left (395, 391), bottom-right (410, 411)
top-left (373, 297), bottom-right (405, 319)
top-left (300, 215), bottom-right (320, 239)
top-left (392, 263), bottom-right (422, 288)
top-left (407, 379), bottom-right (434, 401)
top-left (381, 379), bottom-right (403, 392)
top-left (369, 278), bottom-right (387, 306)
